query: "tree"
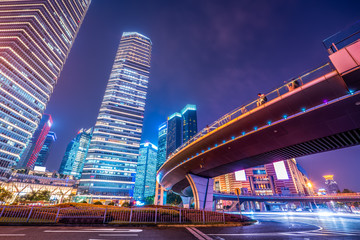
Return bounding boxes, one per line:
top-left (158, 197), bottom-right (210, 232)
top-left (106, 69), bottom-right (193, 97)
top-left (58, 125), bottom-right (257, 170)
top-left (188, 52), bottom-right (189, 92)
top-left (166, 191), bottom-right (182, 206)
top-left (22, 190), bottom-right (51, 202)
top-left (0, 187), bottom-right (12, 203)
top-left (121, 202), bottom-right (130, 207)
top-left (342, 189), bottom-right (354, 193)
top-left (93, 201), bottom-right (103, 205)
top-left (144, 195), bottom-right (154, 205)
top-left (108, 202), bottom-right (115, 206)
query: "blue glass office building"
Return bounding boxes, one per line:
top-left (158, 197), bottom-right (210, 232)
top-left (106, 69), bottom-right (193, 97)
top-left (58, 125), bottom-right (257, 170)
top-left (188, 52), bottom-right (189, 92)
top-left (78, 32), bottom-right (152, 200)
top-left (134, 142), bottom-right (158, 200)
top-left (166, 113), bottom-right (182, 158)
top-left (156, 122), bottom-right (167, 170)
top-left (59, 128), bottom-right (93, 179)
top-left (35, 131), bottom-right (57, 167)
top-left (181, 104), bottom-right (197, 143)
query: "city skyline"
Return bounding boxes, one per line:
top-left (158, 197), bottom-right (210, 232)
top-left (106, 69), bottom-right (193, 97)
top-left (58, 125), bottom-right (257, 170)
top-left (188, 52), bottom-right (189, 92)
top-left (42, 0), bottom-right (360, 191)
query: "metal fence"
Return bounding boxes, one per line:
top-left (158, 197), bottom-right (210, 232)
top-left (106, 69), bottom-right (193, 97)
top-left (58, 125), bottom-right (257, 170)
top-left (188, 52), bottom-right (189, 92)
top-left (0, 206), bottom-right (238, 224)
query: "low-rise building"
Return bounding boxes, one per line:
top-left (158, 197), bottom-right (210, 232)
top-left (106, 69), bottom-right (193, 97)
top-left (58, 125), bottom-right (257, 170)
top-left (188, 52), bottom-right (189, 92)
top-left (1, 169), bottom-right (77, 203)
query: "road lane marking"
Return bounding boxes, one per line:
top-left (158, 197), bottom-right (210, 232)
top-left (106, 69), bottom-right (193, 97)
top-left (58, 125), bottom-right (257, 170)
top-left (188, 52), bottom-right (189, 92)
top-left (186, 227), bottom-right (207, 240)
top-left (98, 234), bottom-right (138, 237)
top-left (44, 229), bottom-right (142, 233)
top-left (190, 227), bottom-right (213, 240)
top-left (208, 230), bottom-right (358, 237)
top-left (0, 234), bottom-right (26, 237)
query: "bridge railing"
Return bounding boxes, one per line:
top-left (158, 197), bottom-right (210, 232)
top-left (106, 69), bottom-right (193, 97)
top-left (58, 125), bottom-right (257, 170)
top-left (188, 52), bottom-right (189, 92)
top-left (167, 62), bottom-right (334, 160)
top-left (323, 21), bottom-right (360, 54)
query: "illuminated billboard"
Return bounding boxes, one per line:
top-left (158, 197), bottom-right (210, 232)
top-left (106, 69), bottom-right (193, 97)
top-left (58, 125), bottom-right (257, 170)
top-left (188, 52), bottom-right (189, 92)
top-left (34, 166), bottom-right (46, 172)
top-left (235, 170), bottom-right (247, 181)
top-left (273, 161), bottom-right (289, 180)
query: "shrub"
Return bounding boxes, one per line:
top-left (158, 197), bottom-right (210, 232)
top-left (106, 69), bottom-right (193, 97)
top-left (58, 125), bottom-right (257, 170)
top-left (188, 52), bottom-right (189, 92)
top-left (93, 201), bottom-right (103, 205)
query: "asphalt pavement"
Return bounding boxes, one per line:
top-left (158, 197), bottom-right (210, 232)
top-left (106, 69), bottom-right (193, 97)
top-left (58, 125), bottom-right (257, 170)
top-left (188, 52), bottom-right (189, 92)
top-left (200, 212), bottom-right (360, 239)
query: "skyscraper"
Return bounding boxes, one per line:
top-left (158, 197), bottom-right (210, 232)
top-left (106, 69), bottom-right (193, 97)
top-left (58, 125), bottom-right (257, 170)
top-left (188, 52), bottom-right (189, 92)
top-left (323, 175), bottom-right (340, 194)
top-left (78, 32), bottom-right (152, 200)
top-left (181, 104), bottom-right (197, 143)
top-left (35, 131), bottom-right (57, 167)
top-left (166, 113), bottom-right (182, 158)
top-left (155, 105), bottom-right (197, 206)
top-left (156, 122), bottom-right (167, 170)
top-left (59, 128), bottom-right (93, 179)
top-left (0, 0), bottom-right (90, 179)
top-left (134, 142), bottom-right (158, 200)
top-left (17, 114), bottom-right (53, 169)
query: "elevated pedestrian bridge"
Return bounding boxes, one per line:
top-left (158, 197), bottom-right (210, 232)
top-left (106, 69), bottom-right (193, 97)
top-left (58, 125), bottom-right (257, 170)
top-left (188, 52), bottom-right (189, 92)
top-left (214, 192), bottom-right (360, 203)
top-left (157, 23), bottom-right (360, 210)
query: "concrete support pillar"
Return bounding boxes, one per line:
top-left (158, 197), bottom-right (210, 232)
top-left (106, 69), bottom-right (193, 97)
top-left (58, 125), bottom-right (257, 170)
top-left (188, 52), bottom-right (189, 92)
top-left (259, 202), bottom-right (266, 212)
top-left (250, 201), bottom-right (255, 212)
top-left (186, 174), bottom-right (214, 210)
top-left (154, 182), bottom-right (167, 205)
top-left (246, 201), bottom-right (251, 211)
top-left (181, 196), bottom-right (191, 209)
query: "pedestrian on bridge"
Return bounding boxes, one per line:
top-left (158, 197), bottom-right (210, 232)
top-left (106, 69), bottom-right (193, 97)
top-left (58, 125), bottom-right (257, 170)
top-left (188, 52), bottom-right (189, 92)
top-left (257, 93), bottom-right (267, 106)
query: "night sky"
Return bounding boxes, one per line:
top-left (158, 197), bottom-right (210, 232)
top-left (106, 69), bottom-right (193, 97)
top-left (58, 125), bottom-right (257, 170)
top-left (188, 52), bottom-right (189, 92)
top-left (44, 0), bottom-right (360, 191)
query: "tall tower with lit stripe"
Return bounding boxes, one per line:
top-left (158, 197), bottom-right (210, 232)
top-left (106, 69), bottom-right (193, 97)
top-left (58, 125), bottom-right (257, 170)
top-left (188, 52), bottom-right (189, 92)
top-left (0, 0), bottom-right (90, 179)
top-left (78, 32), bottom-right (152, 200)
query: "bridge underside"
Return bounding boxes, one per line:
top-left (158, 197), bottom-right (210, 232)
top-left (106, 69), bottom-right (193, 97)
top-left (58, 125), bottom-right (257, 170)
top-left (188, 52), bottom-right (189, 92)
top-left (213, 194), bottom-right (360, 203)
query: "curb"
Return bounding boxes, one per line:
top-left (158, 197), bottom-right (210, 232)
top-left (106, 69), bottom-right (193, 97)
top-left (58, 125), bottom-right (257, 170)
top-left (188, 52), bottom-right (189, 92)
top-left (0, 220), bottom-right (256, 228)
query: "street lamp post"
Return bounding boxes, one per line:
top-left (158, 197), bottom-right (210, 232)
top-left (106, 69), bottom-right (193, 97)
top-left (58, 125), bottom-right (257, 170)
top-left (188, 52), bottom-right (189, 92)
top-left (235, 188), bottom-right (242, 218)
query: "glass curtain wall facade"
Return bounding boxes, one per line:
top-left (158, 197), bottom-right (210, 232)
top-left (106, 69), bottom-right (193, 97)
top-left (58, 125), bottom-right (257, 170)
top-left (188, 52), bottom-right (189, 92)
top-left (0, 0), bottom-right (90, 180)
top-left (59, 128), bottom-right (93, 179)
top-left (17, 114), bottom-right (52, 169)
top-left (156, 122), bottom-right (167, 170)
top-left (166, 113), bottom-right (182, 158)
top-left (181, 104), bottom-right (197, 143)
top-left (134, 142), bottom-right (158, 200)
top-left (34, 131), bottom-right (56, 167)
top-left (78, 32), bottom-right (152, 200)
